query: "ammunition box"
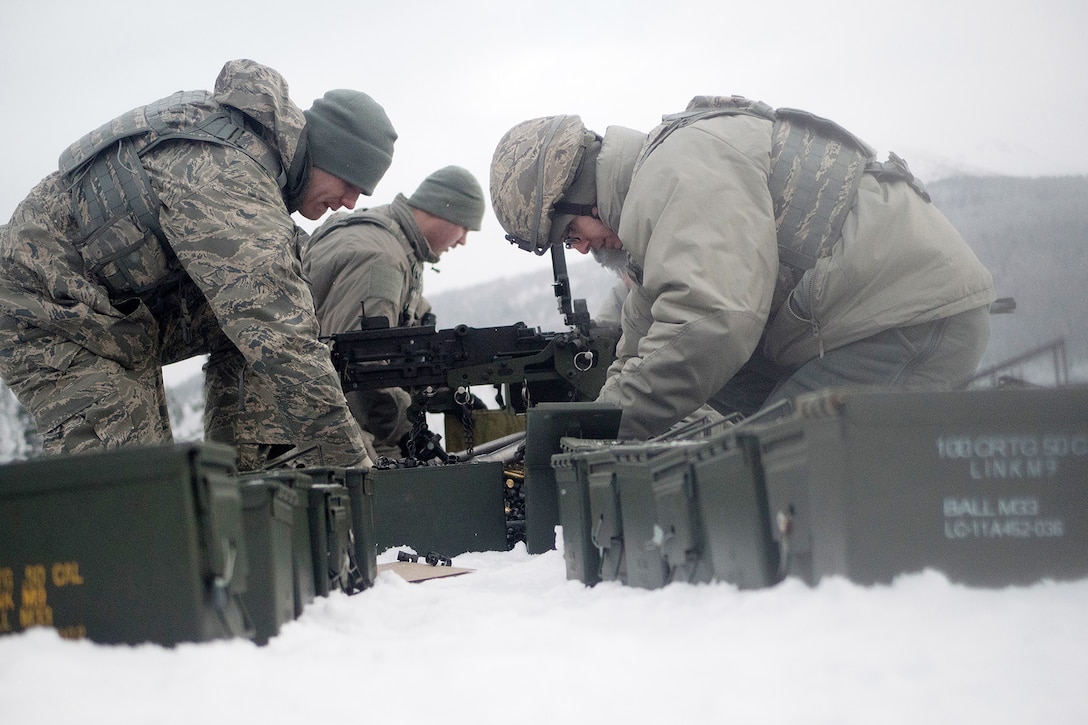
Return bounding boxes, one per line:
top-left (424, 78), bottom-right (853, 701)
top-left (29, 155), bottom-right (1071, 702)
top-left (298, 467), bottom-right (376, 591)
top-left (611, 442), bottom-right (709, 589)
top-left (296, 481), bottom-right (361, 596)
top-left (584, 446), bottom-right (627, 583)
top-left (688, 433), bottom-right (779, 589)
top-left (645, 442), bottom-right (716, 586)
top-left (0, 443), bottom-right (251, 646)
top-left (237, 469), bottom-right (315, 617)
top-left (754, 386), bottom-right (1088, 586)
top-left (523, 403), bottom-right (623, 554)
top-left (369, 461), bottom-right (508, 557)
top-left (557, 431), bottom-right (778, 590)
top-left (555, 437), bottom-right (657, 586)
top-left (553, 440), bottom-right (604, 586)
top-left (239, 479), bottom-right (298, 644)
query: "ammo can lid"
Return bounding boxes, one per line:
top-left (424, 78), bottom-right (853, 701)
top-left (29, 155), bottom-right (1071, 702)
top-left (240, 478), bottom-right (301, 510)
top-left (0, 442), bottom-right (237, 499)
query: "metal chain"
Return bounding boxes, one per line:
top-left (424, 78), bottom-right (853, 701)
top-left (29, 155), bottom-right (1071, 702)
top-left (455, 386), bottom-right (475, 457)
top-left (406, 387), bottom-right (436, 460)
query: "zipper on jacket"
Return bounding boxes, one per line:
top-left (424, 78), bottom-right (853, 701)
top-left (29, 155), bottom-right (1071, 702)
top-left (806, 282), bottom-right (824, 357)
top-left (791, 275), bottom-right (825, 358)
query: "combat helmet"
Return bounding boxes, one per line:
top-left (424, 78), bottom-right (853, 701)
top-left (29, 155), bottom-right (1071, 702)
top-left (490, 115), bottom-right (598, 255)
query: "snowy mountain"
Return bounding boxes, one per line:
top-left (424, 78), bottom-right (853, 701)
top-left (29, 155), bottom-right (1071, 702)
top-left (426, 254), bottom-right (623, 331)
top-left (896, 140), bottom-right (1084, 184)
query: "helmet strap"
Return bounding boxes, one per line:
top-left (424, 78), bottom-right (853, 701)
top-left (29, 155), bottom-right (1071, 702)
top-left (553, 201), bottom-right (595, 217)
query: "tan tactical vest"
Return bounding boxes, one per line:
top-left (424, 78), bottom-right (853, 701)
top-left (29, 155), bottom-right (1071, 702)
top-left (636, 95), bottom-right (928, 281)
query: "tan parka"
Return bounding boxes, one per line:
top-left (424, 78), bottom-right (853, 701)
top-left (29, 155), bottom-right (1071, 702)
top-left (594, 114), bottom-right (996, 438)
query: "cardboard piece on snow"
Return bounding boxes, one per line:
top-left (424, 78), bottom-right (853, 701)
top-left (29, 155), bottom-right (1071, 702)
top-left (378, 561), bottom-right (474, 583)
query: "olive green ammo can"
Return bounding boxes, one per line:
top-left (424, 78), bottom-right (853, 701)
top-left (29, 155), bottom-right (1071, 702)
top-left (584, 445), bottom-right (629, 583)
top-left (239, 478), bottom-right (299, 645)
top-left (553, 440), bottom-right (653, 587)
top-left (552, 439), bottom-right (603, 585)
top-left (610, 441), bottom-right (711, 590)
top-left (298, 467), bottom-right (377, 591)
top-left (237, 469), bottom-right (316, 618)
top-left (369, 461), bottom-right (508, 557)
top-left (687, 432), bottom-right (779, 589)
top-left (603, 412), bottom-right (773, 589)
top-left (753, 386), bottom-right (1088, 587)
top-left (557, 432), bottom-right (779, 590)
top-left (0, 443), bottom-right (251, 646)
top-left (296, 481), bottom-right (362, 596)
top-left (523, 403), bottom-right (622, 554)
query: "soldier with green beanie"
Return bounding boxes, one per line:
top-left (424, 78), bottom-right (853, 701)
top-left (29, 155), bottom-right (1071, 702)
top-left (0, 59), bottom-right (398, 470)
top-left (302, 165), bottom-right (485, 458)
top-left (490, 97), bottom-right (996, 439)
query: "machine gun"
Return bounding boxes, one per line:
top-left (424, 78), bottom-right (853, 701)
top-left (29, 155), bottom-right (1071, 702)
top-left (330, 319), bottom-right (618, 413)
top-left (326, 242), bottom-right (620, 415)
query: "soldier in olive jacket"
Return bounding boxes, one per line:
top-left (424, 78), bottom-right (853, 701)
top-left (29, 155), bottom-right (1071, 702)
top-left (302, 166), bottom-right (485, 456)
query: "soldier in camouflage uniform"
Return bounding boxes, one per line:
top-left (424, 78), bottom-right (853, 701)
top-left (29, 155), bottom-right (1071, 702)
top-left (302, 166), bottom-right (485, 457)
top-left (0, 59), bottom-right (397, 470)
top-left (490, 97), bottom-right (996, 439)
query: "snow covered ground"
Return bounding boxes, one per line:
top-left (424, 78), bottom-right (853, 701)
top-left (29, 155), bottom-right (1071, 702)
top-left (2, 539), bottom-right (1086, 724)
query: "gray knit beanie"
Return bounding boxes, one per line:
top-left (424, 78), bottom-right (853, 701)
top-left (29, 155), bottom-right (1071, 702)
top-left (304, 89), bottom-right (397, 195)
top-left (408, 165), bottom-right (486, 230)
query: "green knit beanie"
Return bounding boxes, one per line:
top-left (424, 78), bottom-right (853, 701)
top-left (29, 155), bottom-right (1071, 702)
top-left (304, 89), bottom-right (397, 195)
top-left (408, 165), bottom-right (486, 230)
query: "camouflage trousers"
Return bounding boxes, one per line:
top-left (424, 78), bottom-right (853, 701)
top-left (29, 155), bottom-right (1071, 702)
top-left (0, 307), bottom-right (175, 456)
top-left (0, 285), bottom-right (365, 471)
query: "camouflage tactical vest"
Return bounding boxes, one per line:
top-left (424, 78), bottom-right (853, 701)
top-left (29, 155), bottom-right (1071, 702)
top-left (59, 90), bottom-right (285, 299)
top-left (636, 96), bottom-right (927, 278)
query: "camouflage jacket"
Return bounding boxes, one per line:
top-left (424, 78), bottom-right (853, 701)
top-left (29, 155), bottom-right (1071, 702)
top-left (595, 114), bottom-right (996, 438)
top-left (302, 195), bottom-right (437, 452)
top-left (0, 59), bottom-right (371, 467)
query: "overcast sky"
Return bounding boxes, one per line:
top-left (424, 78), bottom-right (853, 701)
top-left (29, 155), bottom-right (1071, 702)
top-left (3, 0), bottom-right (1085, 296)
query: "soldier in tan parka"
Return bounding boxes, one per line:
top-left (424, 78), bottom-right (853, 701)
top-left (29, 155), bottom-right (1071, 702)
top-left (302, 166), bottom-right (485, 457)
top-left (490, 98), bottom-right (996, 439)
top-left (0, 59), bottom-right (397, 470)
